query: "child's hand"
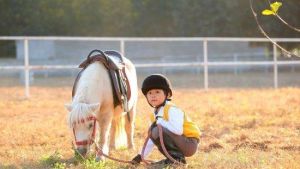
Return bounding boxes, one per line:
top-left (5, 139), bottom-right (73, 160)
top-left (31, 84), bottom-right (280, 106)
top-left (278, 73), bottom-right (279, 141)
top-left (131, 154), bottom-right (142, 164)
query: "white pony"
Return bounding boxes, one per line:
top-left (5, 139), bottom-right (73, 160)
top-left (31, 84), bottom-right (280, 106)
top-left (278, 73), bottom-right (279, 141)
top-left (65, 53), bottom-right (138, 160)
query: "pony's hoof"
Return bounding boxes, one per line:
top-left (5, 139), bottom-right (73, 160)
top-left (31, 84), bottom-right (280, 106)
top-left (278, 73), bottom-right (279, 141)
top-left (95, 156), bottom-right (105, 162)
top-left (128, 144), bottom-right (135, 150)
top-left (109, 145), bottom-right (116, 150)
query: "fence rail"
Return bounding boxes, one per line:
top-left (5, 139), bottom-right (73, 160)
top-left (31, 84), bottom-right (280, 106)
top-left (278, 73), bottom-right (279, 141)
top-left (0, 36), bottom-right (300, 97)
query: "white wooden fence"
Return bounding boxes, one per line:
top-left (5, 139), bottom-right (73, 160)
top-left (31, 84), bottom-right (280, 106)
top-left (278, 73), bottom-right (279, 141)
top-left (0, 36), bottom-right (300, 97)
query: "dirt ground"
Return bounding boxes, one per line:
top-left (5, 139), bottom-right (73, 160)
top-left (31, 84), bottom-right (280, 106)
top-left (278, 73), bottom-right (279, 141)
top-left (0, 87), bottom-right (300, 168)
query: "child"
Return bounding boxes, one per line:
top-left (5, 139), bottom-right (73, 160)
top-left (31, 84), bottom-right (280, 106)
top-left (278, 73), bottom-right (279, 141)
top-left (131, 74), bottom-right (200, 165)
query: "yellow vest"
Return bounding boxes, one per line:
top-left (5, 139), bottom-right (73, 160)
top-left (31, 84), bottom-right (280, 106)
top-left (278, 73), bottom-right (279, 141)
top-left (150, 102), bottom-right (201, 140)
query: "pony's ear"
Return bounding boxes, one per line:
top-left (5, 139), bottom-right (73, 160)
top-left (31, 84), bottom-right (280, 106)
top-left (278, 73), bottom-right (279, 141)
top-left (88, 103), bottom-right (100, 112)
top-left (65, 103), bottom-right (73, 112)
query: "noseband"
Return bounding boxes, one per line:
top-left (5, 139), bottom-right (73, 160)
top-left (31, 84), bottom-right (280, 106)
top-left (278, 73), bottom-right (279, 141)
top-left (72, 116), bottom-right (97, 147)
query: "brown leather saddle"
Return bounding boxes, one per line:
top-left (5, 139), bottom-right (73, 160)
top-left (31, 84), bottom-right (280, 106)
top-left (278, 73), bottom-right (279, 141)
top-left (72, 49), bottom-right (131, 112)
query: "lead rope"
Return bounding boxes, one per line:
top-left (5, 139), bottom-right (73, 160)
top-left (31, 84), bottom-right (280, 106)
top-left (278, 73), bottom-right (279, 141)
top-left (95, 146), bottom-right (132, 164)
top-left (140, 124), bottom-right (186, 166)
top-left (73, 125), bottom-right (186, 166)
top-left (93, 139), bottom-right (152, 165)
top-left (72, 118), bottom-right (150, 165)
top-left (157, 124), bottom-right (187, 166)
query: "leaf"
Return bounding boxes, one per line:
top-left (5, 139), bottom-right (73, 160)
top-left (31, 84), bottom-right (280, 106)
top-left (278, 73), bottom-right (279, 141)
top-left (270, 2), bottom-right (282, 13)
top-left (262, 9), bottom-right (275, 15)
top-left (262, 1), bottom-right (282, 16)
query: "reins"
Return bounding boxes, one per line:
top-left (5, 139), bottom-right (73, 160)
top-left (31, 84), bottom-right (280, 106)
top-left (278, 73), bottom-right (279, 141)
top-left (72, 122), bottom-right (186, 166)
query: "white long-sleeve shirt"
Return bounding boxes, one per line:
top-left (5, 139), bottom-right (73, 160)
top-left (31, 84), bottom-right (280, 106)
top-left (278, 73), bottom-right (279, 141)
top-left (140, 102), bottom-right (184, 158)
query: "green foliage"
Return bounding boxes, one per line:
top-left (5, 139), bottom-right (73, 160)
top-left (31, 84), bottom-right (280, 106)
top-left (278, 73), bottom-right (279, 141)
top-left (53, 162), bottom-right (66, 169)
top-left (83, 158), bottom-right (106, 169)
top-left (73, 148), bottom-right (85, 162)
top-left (0, 41), bottom-right (15, 58)
top-left (0, 0), bottom-right (298, 37)
top-left (40, 151), bottom-right (63, 167)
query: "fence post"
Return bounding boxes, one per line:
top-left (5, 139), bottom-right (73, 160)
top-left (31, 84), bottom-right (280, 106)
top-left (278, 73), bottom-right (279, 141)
top-left (24, 38), bottom-right (30, 97)
top-left (120, 39), bottom-right (125, 56)
top-left (233, 54), bottom-right (238, 75)
top-left (273, 43), bottom-right (278, 89)
top-left (203, 40), bottom-right (208, 90)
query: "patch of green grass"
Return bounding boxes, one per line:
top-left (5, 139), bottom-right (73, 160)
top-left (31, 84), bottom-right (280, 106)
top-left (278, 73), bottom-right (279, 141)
top-left (83, 158), bottom-right (106, 169)
top-left (53, 162), bottom-right (66, 169)
top-left (117, 146), bottom-right (129, 151)
top-left (73, 148), bottom-right (85, 163)
top-left (40, 151), bottom-right (63, 167)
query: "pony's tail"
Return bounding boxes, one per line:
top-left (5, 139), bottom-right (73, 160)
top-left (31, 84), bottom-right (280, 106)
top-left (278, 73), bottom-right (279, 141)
top-left (112, 114), bottom-right (127, 149)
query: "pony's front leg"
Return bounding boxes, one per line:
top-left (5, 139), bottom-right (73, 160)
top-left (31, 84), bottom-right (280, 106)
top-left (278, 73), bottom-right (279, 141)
top-left (125, 104), bottom-right (136, 149)
top-left (96, 114), bottom-right (113, 161)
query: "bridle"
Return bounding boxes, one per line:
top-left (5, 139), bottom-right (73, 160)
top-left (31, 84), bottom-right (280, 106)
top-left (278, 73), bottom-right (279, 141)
top-left (71, 115), bottom-right (141, 164)
top-left (72, 116), bottom-right (97, 147)
top-left (71, 115), bottom-right (136, 164)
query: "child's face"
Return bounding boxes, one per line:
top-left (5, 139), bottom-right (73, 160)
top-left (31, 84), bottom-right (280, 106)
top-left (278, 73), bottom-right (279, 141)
top-left (146, 89), bottom-right (166, 107)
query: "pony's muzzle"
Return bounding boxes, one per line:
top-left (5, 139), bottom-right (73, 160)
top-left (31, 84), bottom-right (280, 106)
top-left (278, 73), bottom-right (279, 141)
top-left (76, 147), bottom-right (87, 157)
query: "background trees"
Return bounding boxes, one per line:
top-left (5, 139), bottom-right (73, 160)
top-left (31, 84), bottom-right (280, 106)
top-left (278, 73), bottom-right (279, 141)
top-left (0, 0), bottom-right (298, 37)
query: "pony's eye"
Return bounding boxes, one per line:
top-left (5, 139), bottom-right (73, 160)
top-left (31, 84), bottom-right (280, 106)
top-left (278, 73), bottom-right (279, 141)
top-left (88, 123), bottom-right (93, 129)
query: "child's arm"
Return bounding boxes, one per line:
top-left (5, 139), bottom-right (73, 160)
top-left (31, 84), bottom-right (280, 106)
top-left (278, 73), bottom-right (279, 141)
top-left (131, 133), bottom-right (155, 164)
top-left (140, 139), bottom-right (155, 158)
top-left (156, 107), bottom-right (184, 135)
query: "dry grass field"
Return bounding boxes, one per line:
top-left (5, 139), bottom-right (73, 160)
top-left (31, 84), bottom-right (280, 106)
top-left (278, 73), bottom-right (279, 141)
top-left (0, 87), bottom-right (300, 169)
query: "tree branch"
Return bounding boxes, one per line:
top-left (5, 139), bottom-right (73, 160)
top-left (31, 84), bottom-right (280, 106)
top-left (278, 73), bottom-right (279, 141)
top-left (267, 0), bottom-right (300, 32)
top-left (249, 0), bottom-right (299, 57)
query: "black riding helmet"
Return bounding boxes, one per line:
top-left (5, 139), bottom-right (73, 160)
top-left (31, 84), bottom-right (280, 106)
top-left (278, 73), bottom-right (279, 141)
top-left (141, 74), bottom-right (172, 98)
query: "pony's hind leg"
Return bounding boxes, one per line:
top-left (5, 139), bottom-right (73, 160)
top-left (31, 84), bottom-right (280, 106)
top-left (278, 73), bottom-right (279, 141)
top-left (125, 104), bottom-right (136, 149)
top-left (109, 119), bottom-right (116, 150)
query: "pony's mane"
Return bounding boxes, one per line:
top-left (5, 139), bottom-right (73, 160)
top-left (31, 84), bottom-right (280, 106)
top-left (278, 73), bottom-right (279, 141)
top-left (67, 102), bottom-right (95, 128)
